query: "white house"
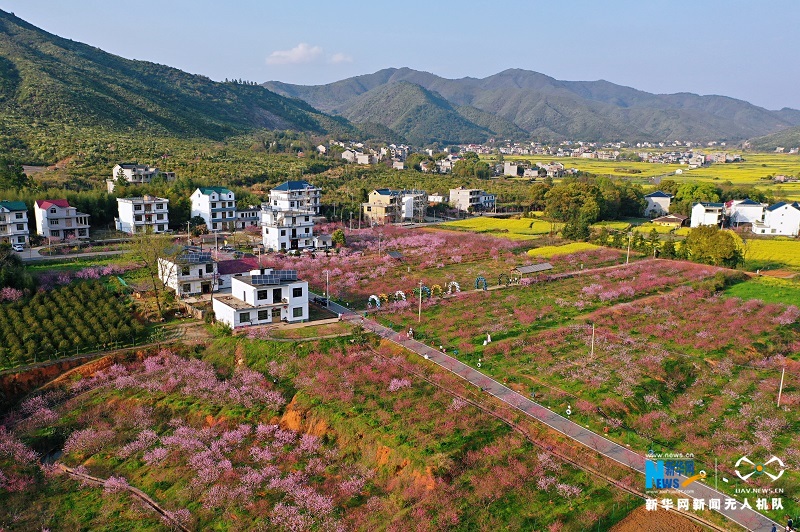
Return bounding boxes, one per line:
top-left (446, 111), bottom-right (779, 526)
top-left (690, 202), bottom-right (724, 228)
top-left (752, 202), bottom-right (800, 236)
top-left (34, 199), bottom-right (90, 240)
top-left (726, 199), bottom-right (766, 226)
top-left (644, 191), bottom-right (673, 217)
top-left (212, 268), bottom-right (309, 329)
top-left (191, 187), bottom-right (236, 232)
top-left (236, 206), bottom-right (260, 230)
top-left (115, 196), bottom-right (169, 234)
top-left (428, 193), bottom-right (448, 204)
top-left (158, 251), bottom-right (218, 297)
top-left (341, 149), bottom-right (358, 163)
top-left (261, 208), bottom-right (315, 251)
top-left (108, 163), bottom-right (175, 193)
top-left (449, 187), bottom-right (496, 212)
top-left (503, 162), bottom-right (520, 177)
top-left (0, 201), bottom-right (29, 246)
top-left (268, 181), bottom-right (321, 214)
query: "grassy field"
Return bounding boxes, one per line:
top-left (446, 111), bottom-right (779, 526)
top-left (527, 242), bottom-right (599, 258)
top-left (743, 238), bottom-right (800, 269)
top-left (724, 275), bottom-right (800, 306)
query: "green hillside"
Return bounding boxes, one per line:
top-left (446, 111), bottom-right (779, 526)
top-left (0, 9), bottom-right (352, 152)
top-left (336, 81), bottom-right (493, 146)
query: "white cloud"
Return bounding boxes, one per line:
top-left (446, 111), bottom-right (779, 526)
top-left (266, 43), bottom-right (323, 65)
top-left (329, 52), bottom-right (353, 64)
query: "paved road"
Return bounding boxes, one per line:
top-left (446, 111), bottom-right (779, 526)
top-left (19, 247), bottom-right (126, 262)
top-left (321, 295), bottom-right (779, 532)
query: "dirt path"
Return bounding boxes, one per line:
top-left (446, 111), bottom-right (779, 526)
top-left (57, 464), bottom-right (190, 531)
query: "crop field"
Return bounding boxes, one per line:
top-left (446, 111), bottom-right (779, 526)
top-left (503, 155), bottom-right (682, 178)
top-left (631, 223), bottom-right (675, 234)
top-left (375, 258), bottom-right (800, 523)
top-left (743, 238), bottom-right (800, 269)
top-left (440, 216), bottom-right (558, 238)
top-left (724, 275), bottom-right (800, 305)
top-left (527, 242), bottom-right (600, 257)
top-left (3, 338), bottom-right (639, 530)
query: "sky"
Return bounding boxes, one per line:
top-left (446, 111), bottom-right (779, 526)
top-left (2, 0), bottom-right (799, 110)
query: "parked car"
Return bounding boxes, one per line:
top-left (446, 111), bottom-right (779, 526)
top-left (11, 244), bottom-right (24, 252)
top-left (313, 296), bottom-right (329, 305)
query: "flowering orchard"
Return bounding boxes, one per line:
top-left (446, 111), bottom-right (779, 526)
top-left (2, 339), bottom-right (637, 530)
top-left (0, 280), bottom-right (144, 370)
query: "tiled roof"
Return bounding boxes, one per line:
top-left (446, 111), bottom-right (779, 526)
top-left (272, 180), bottom-right (316, 191)
top-left (645, 191), bottom-right (673, 198)
top-left (197, 186), bottom-right (232, 196)
top-left (35, 199), bottom-right (71, 209)
top-left (217, 258), bottom-right (260, 275)
top-left (0, 200), bottom-right (27, 211)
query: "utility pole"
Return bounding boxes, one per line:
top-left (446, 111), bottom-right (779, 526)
top-left (187, 221), bottom-right (191, 246)
top-left (626, 232), bottom-right (632, 265)
top-left (590, 322), bottom-right (595, 357)
top-left (778, 365), bottom-right (786, 407)
top-left (418, 280), bottom-right (422, 323)
top-left (325, 269), bottom-right (329, 309)
top-left (349, 212), bottom-right (352, 231)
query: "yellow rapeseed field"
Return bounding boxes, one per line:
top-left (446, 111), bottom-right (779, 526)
top-left (441, 217), bottom-right (559, 238)
top-left (527, 242), bottom-right (599, 258)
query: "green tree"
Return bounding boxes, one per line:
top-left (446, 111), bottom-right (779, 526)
top-left (684, 226), bottom-right (743, 267)
top-left (331, 229), bottom-right (346, 247)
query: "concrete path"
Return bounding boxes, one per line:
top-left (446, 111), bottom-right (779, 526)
top-left (321, 295), bottom-right (779, 532)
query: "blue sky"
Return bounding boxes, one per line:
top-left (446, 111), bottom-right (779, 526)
top-left (3, 0), bottom-right (799, 109)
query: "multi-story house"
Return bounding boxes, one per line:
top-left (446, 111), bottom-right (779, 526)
top-left (267, 181), bottom-right (321, 214)
top-left (689, 202), bottom-right (724, 228)
top-left (752, 202), bottom-right (800, 236)
top-left (34, 199), bottom-right (90, 240)
top-left (0, 201), bottom-right (29, 246)
top-left (261, 208), bottom-right (315, 251)
top-left (158, 251), bottom-right (218, 297)
top-left (190, 187), bottom-right (236, 232)
top-left (115, 196), bottom-right (170, 234)
top-left (261, 180), bottom-right (324, 250)
top-left (644, 191), bottom-right (673, 217)
top-left (449, 187), bottom-right (496, 212)
top-left (212, 267), bottom-right (308, 329)
top-left (362, 189), bottom-right (427, 225)
top-left (108, 163), bottom-right (176, 192)
top-left (726, 199), bottom-right (767, 226)
top-left (236, 206), bottom-right (260, 230)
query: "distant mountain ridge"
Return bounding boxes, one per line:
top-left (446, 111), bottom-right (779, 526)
top-left (264, 67), bottom-right (800, 144)
top-left (0, 9), bottom-right (352, 141)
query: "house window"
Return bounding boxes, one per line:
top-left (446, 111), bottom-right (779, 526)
top-left (205, 263), bottom-right (213, 273)
top-left (304, 216), bottom-right (309, 222)
top-left (292, 307), bottom-right (303, 318)
top-left (16, 236), bottom-right (24, 243)
top-left (156, 204), bottom-right (163, 209)
top-left (50, 230), bottom-right (60, 237)
top-left (292, 287), bottom-right (303, 298)
top-left (50, 219), bottom-right (59, 225)
top-left (158, 225), bottom-right (164, 231)
top-left (14, 213), bottom-right (22, 219)
top-left (240, 312), bottom-right (250, 323)
top-left (134, 204), bottom-right (142, 211)
top-left (211, 202), bottom-right (217, 208)
top-left (212, 222), bottom-right (218, 229)
top-left (280, 230), bottom-right (286, 236)
top-left (50, 208), bottom-right (56, 214)
top-left (157, 214), bottom-right (164, 220)
top-left (181, 266), bottom-right (190, 275)
top-left (134, 215), bottom-right (142, 222)
top-left (16, 224), bottom-right (23, 231)
top-left (182, 283), bottom-right (190, 292)
top-left (304, 228), bottom-right (309, 233)
top-left (280, 242), bottom-right (287, 249)
top-left (257, 289), bottom-right (269, 300)
top-left (257, 310), bottom-right (269, 321)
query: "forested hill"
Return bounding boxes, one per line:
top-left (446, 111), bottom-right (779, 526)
top-left (0, 9), bottom-right (352, 141)
top-left (264, 67), bottom-right (800, 144)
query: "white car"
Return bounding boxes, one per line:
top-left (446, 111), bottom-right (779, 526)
top-left (11, 244), bottom-right (24, 252)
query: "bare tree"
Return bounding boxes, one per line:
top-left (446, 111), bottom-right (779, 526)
top-left (128, 230), bottom-right (181, 319)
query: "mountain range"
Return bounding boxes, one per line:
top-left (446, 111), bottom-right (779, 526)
top-left (0, 8), bottom-right (798, 151)
top-left (265, 67), bottom-right (800, 145)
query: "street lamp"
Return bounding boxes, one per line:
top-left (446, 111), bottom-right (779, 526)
top-left (418, 280), bottom-right (422, 323)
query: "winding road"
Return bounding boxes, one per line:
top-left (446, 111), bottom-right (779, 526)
top-left (320, 295), bottom-right (780, 532)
